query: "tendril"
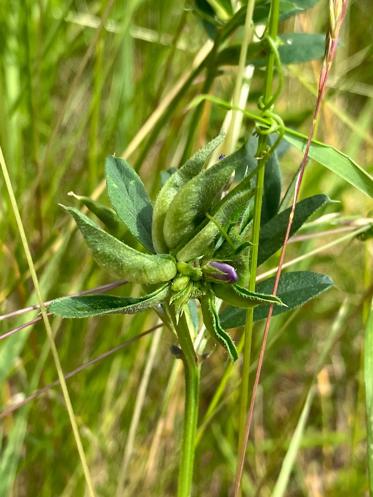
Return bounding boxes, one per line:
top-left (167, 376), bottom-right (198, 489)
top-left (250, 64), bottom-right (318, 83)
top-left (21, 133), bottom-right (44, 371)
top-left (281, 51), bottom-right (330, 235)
top-left (253, 34), bottom-right (285, 157)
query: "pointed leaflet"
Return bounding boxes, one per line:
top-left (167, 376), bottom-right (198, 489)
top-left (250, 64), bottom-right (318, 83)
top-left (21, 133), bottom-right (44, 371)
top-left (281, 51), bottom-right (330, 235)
top-left (176, 173), bottom-right (256, 261)
top-left (65, 206), bottom-right (176, 284)
top-left (194, 0), bottom-right (219, 40)
top-left (105, 156), bottom-right (154, 252)
top-left (234, 133), bottom-right (258, 181)
top-left (68, 192), bottom-right (127, 238)
top-left (49, 285), bottom-right (169, 319)
top-left (253, 0), bottom-right (320, 23)
top-left (220, 271), bottom-right (333, 328)
top-left (261, 146), bottom-right (281, 224)
top-left (216, 34), bottom-right (325, 67)
top-left (200, 295), bottom-right (238, 361)
top-left (152, 134), bottom-right (224, 253)
top-left (278, 33), bottom-right (325, 65)
top-left (258, 194), bottom-right (330, 266)
top-left (220, 1), bottom-right (320, 43)
top-left (212, 283), bottom-right (283, 308)
top-left (283, 132), bottom-right (373, 198)
top-left (163, 144), bottom-right (251, 250)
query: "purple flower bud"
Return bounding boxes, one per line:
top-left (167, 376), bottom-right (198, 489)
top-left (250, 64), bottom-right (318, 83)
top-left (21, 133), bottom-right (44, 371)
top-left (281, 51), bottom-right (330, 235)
top-left (205, 261), bottom-right (238, 283)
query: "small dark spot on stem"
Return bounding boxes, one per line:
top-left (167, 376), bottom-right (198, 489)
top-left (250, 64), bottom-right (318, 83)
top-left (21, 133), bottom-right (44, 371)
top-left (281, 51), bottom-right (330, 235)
top-left (170, 345), bottom-right (183, 358)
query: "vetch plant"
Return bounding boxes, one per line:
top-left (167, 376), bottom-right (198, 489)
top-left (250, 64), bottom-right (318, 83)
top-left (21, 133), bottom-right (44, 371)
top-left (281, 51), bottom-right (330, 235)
top-left (1, 1), bottom-right (373, 496)
top-left (49, 134), bottom-right (334, 497)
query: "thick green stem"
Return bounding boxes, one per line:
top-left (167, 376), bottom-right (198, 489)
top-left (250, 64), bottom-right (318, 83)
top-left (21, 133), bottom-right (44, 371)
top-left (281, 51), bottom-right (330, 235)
top-left (171, 309), bottom-right (201, 497)
top-left (237, 0), bottom-right (281, 473)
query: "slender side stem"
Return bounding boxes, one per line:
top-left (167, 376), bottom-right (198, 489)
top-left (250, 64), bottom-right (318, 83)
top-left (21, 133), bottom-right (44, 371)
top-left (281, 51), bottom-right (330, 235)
top-left (236, 0), bottom-right (281, 491)
top-left (235, 3), bottom-right (349, 495)
top-left (238, 138), bottom-right (266, 433)
top-left (171, 309), bottom-right (201, 497)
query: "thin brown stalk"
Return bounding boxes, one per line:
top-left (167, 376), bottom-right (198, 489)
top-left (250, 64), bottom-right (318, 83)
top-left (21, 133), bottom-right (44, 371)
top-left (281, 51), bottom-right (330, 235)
top-left (0, 324), bottom-right (160, 419)
top-left (234, 0), bottom-right (349, 491)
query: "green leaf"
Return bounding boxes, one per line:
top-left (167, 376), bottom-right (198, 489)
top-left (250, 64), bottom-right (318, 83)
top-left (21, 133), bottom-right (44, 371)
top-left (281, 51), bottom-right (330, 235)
top-left (176, 173), bottom-right (256, 261)
top-left (283, 132), bottom-right (373, 198)
top-left (49, 285), bottom-right (169, 319)
top-left (234, 133), bottom-right (258, 181)
top-left (65, 206), bottom-right (177, 285)
top-left (163, 143), bottom-right (252, 250)
top-left (278, 33), bottom-right (325, 65)
top-left (221, 0), bottom-right (320, 42)
top-left (194, 0), bottom-right (219, 39)
top-left (68, 191), bottom-right (125, 237)
top-left (212, 283), bottom-right (284, 308)
top-left (258, 194), bottom-right (330, 266)
top-left (262, 143), bottom-right (282, 224)
top-left (220, 271), bottom-right (333, 328)
top-left (105, 156), bottom-right (154, 252)
top-left (364, 299), bottom-right (373, 495)
top-left (200, 295), bottom-right (238, 361)
top-left (254, 0), bottom-right (320, 22)
top-left (152, 134), bottom-right (224, 253)
top-left (216, 33), bottom-right (325, 67)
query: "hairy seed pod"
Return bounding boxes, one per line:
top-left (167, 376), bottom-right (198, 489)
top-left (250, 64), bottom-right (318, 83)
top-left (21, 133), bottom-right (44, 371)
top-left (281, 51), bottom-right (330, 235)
top-left (163, 146), bottom-right (249, 251)
top-left (211, 283), bottom-right (284, 308)
top-left (65, 206), bottom-right (177, 284)
top-left (176, 174), bottom-right (255, 261)
top-left (152, 135), bottom-right (224, 253)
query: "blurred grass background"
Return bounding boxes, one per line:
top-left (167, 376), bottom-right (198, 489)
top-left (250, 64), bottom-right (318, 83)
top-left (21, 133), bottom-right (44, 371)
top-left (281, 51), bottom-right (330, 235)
top-left (0, 1), bottom-right (372, 496)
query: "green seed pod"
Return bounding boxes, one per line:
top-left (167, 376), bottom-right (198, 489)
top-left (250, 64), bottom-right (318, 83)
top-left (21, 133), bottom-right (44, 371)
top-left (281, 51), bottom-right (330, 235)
top-left (163, 145), bottom-right (249, 251)
top-left (152, 135), bottom-right (224, 253)
top-left (65, 206), bottom-right (177, 284)
top-left (176, 174), bottom-right (255, 262)
top-left (200, 294), bottom-right (238, 361)
top-left (212, 283), bottom-right (284, 308)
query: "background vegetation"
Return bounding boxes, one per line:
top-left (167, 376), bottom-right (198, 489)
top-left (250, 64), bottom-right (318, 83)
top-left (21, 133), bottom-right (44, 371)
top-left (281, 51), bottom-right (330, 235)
top-left (0, 0), bottom-right (372, 496)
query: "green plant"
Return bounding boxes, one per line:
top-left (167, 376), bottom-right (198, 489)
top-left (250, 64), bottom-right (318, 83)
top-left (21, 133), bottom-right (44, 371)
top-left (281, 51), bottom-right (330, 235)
top-left (1, 1), bottom-right (373, 496)
top-left (48, 136), bottom-right (334, 496)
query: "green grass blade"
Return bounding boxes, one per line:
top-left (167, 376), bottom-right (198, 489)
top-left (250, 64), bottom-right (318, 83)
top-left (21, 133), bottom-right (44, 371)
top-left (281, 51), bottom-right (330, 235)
top-left (271, 388), bottom-right (315, 497)
top-left (0, 146), bottom-right (97, 497)
top-left (365, 298), bottom-right (373, 495)
top-left (283, 132), bottom-right (373, 198)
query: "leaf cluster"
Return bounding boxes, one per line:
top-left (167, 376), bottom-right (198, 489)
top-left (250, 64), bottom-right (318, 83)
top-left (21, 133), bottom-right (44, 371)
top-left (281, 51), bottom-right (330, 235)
top-left (50, 135), bottom-right (333, 361)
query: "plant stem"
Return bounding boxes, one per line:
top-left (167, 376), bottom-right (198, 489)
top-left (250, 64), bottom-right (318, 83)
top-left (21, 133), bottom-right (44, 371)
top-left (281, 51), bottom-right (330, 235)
top-left (171, 309), bottom-right (201, 497)
top-left (236, 0), bottom-right (281, 487)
